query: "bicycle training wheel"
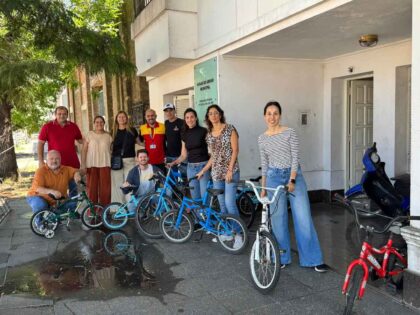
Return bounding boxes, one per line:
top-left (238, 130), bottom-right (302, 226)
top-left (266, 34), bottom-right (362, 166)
top-left (136, 193), bottom-right (175, 239)
top-left (343, 267), bottom-right (363, 315)
top-left (102, 202), bottom-right (129, 230)
top-left (81, 203), bottom-right (104, 229)
top-left (249, 230), bottom-right (280, 293)
top-left (103, 230), bottom-right (131, 256)
top-left (160, 210), bottom-right (194, 243)
top-left (216, 215), bottom-right (248, 254)
top-left (236, 192), bottom-right (256, 228)
top-left (30, 210), bottom-right (59, 237)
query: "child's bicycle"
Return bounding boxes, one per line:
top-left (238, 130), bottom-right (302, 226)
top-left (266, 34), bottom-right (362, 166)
top-left (334, 193), bottom-right (420, 315)
top-left (135, 168), bottom-right (182, 238)
top-left (244, 180), bottom-right (289, 293)
top-left (30, 182), bottom-right (104, 238)
top-left (135, 167), bottom-right (219, 238)
top-left (102, 185), bottom-right (162, 230)
top-left (159, 178), bottom-right (248, 254)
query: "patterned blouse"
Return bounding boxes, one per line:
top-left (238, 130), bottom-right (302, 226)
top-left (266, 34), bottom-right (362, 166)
top-left (206, 124), bottom-right (239, 181)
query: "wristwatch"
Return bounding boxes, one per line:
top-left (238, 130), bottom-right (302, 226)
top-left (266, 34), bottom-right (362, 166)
top-left (289, 178), bottom-right (296, 184)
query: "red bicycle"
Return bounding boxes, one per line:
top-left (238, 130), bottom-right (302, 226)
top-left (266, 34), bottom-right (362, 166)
top-left (334, 193), bottom-right (420, 315)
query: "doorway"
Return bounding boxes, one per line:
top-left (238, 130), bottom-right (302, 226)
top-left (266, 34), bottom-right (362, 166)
top-left (347, 78), bottom-right (374, 187)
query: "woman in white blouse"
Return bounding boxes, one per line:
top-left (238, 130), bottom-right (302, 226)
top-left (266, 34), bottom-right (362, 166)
top-left (81, 116), bottom-right (113, 206)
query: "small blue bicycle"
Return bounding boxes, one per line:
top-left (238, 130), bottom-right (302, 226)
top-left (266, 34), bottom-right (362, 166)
top-left (135, 168), bottom-right (182, 238)
top-left (102, 186), bottom-right (146, 230)
top-left (159, 180), bottom-right (248, 254)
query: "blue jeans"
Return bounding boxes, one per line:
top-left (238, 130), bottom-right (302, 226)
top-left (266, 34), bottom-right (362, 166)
top-left (187, 161), bottom-right (210, 200)
top-left (69, 179), bottom-right (77, 198)
top-left (213, 171), bottom-right (240, 216)
top-left (27, 196), bottom-right (49, 213)
top-left (266, 167), bottom-right (323, 267)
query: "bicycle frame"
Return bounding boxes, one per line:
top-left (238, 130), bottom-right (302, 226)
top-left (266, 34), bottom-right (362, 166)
top-left (113, 194), bottom-right (143, 219)
top-left (342, 234), bottom-right (406, 299)
top-left (54, 190), bottom-right (92, 220)
top-left (175, 195), bottom-right (233, 236)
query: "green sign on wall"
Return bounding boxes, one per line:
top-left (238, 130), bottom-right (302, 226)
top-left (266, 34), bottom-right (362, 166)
top-left (194, 57), bottom-right (218, 122)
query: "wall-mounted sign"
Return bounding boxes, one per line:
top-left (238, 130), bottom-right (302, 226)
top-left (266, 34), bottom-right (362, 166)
top-left (194, 57), bottom-right (218, 122)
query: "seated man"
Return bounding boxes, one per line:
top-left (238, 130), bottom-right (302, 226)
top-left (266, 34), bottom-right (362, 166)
top-left (122, 149), bottom-right (160, 211)
top-left (27, 150), bottom-right (82, 213)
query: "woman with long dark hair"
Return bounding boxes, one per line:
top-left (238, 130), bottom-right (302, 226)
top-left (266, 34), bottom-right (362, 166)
top-left (258, 100), bottom-right (327, 272)
top-left (110, 111), bottom-right (140, 203)
top-left (168, 108), bottom-right (210, 199)
top-left (198, 105), bottom-right (240, 214)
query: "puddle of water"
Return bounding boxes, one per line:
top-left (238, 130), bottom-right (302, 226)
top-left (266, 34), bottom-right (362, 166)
top-left (1, 228), bottom-right (181, 301)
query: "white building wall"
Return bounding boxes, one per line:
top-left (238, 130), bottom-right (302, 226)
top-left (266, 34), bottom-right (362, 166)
top-left (323, 40), bottom-right (412, 189)
top-left (148, 62), bottom-right (195, 121)
top-left (218, 56), bottom-right (324, 188)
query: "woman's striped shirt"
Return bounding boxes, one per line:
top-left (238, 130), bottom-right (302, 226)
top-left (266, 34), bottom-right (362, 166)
top-left (258, 127), bottom-right (300, 176)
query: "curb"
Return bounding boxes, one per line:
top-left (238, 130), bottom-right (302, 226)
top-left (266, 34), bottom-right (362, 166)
top-left (0, 197), bottom-right (12, 224)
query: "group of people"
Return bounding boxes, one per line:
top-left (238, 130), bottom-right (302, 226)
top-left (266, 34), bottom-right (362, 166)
top-left (27, 101), bottom-right (328, 273)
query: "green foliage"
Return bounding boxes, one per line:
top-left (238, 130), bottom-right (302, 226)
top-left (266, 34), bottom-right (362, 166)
top-left (0, 0), bottom-right (135, 134)
top-left (69, 0), bottom-right (124, 36)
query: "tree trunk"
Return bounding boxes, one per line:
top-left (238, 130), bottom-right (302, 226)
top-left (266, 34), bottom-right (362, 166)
top-left (0, 100), bottom-right (19, 181)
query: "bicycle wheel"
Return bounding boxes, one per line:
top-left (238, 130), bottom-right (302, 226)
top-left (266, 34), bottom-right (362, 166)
top-left (343, 267), bottom-right (363, 315)
top-left (30, 210), bottom-right (59, 237)
top-left (136, 194), bottom-right (175, 239)
top-left (102, 202), bottom-right (129, 230)
top-left (216, 215), bottom-right (248, 254)
top-left (103, 230), bottom-right (131, 256)
top-left (236, 192), bottom-right (256, 228)
top-left (81, 203), bottom-right (104, 229)
top-left (249, 230), bottom-right (281, 293)
top-left (387, 249), bottom-right (406, 289)
top-left (160, 210), bottom-right (194, 243)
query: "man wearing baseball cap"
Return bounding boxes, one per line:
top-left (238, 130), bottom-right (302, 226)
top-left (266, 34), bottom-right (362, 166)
top-left (163, 103), bottom-right (186, 177)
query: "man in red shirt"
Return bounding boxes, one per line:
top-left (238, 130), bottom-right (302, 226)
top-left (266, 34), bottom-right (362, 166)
top-left (38, 106), bottom-right (83, 168)
top-left (139, 109), bottom-right (166, 173)
top-left (38, 106), bottom-right (83, 196)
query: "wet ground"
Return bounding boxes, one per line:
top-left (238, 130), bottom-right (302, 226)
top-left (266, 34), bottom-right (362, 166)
top-left (0, 198), bottom-right (418, 314)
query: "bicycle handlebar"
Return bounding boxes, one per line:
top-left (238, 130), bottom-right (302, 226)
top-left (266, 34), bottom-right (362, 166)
top-left (244, 180), bottom-right (288, 205)
top-left (333, 193), bottom-right (420, 234)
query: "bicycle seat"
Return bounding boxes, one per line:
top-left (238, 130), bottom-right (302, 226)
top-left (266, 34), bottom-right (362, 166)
top-left (207, 188), bottom-right (224, 196)
top-left (120, 186), bottom-right (136, 194)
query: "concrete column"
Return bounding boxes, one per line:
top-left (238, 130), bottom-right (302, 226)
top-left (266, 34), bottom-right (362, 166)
top-left (401, 0), bottom-right (420, 309)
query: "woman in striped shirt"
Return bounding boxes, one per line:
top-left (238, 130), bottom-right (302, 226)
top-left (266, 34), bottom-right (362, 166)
top-left (259, 101), bottom-right (327, 273)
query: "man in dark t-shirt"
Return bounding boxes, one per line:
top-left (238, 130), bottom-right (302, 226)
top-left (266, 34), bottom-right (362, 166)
top-left (163, 103), bottom-right (186, 177)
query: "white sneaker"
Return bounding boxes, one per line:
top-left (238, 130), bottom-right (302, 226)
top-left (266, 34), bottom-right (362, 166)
top-left (233, 235), bottom-right (243, 250)
top-left (212, 235), bottom-right (234, 243)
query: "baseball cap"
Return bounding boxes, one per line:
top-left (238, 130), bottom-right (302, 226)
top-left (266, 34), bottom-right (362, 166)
top-left (163, 103), bottom-right (175, 111)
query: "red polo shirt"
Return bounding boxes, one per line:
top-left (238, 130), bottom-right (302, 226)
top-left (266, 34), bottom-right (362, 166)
top-left (139, 122), bottom-right (166, 165)
top-left (39, 120), bottom-right (83, 168)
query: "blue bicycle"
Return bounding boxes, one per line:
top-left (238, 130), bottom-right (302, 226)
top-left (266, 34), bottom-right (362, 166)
top-left (102, 185), bottom-right (160, 230)
top-left (135, 168), bottom-right (182, 238)
top-left (160, 182), bottom-right (248, 254)
top-left (136, 168), bottom-right (221, 238)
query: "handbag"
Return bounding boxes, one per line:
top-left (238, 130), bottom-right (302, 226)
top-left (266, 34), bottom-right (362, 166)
top-left (110, 155), bottom-right (123, 170)
top-left (111, 130), bottom-right (128, 170)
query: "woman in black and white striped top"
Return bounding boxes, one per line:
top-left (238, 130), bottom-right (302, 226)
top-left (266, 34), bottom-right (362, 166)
top-left (258, 101), bottom-right (328, 273)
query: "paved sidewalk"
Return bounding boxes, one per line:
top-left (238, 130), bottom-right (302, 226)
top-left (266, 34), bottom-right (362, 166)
top-left (0, 198), bottom-right (419, 315)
